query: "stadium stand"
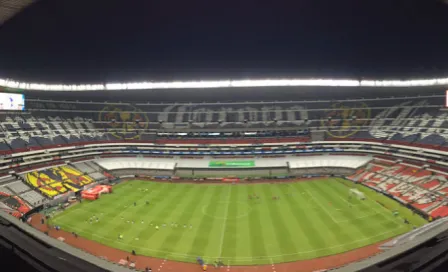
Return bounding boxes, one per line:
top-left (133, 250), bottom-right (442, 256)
top-left (288, 155), bottom-right (370, 169)
top-left (7, 181), bottom-right (31, 194)
top-left (1, 94), bottom-right (448, 222)
top-left (2, 88), bottom-right (448, 272)
top-left (96, 158), bottom-right (176, 171)
top-left (23, 166), bottom-right (95, 198)
top-left (19, 190), bottom-right (46, 207)
top-left (0, 185), bottom-right (12, 195)
top-left (348, 159), bottom-right (448, 219)
top-left (0, 94), bottom-right (445, 149)
top-left (72, 162), bottom-right (96, 174)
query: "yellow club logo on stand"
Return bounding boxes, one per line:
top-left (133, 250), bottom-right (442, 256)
top-left (322, 102), bottom-right (371, 138)
top-left (99, 105), bottom-right (149, 140)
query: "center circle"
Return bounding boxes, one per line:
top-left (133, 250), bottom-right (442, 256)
top-left (202, 201), bottom-right (252, 220)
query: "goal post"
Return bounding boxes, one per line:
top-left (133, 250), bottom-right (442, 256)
top-left (349, 188), bottom-right (365, 200)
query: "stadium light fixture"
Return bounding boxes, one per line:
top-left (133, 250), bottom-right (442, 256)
top-left (1, 76), bottom-right (448, 91)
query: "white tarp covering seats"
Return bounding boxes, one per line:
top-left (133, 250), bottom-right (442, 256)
top-left (288, 155), bottom-right (371, 169)
top-left (96, 158), bottom-right (176, 171)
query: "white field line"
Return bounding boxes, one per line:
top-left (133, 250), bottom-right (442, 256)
top-left (303, 188), bottom-right (338, 223)
top-left (218, 185), bottom-right (232, 257)
top-left (56, 222), bottom-right (407, 261)
top-left (55, 183), bottom-right (407, 263)
top-left (337, 195), bottom-right (360, 206)
top-left (333, 188), bottom-right (401, 224)
top-left (335, 212), bottom-right (379, 223)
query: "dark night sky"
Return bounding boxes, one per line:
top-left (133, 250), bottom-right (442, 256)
top-left (0, 0), bottom-right (448, 84)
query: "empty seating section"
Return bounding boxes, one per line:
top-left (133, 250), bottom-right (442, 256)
top-left (0, 95), bottom-right (445, 149)
top-left (24, 166), bottom-right (94, 198)
top-left (88, 172), bottom-right (107, 181)
top-left (0, 175), bottom-right (16, 185)
top-left (7, 181), bottom-right (30, 194)
top-left (0, 175), bottom-right (37, 216)
top-left (351, 158), bottom-right (448, 218)
top-left (0, 185), bottom-right (12, 195)
top-left (351, 163), bottom-right (387, 186)
top-left (73, 162), bottom-right (96, 174)
top-left (0, 188), bottom-right (32, 218)
top-left (0, 112), bottom-right (103, 151)
top-left (72, 161), bottom-right (108, 181)
top-left (19, 191), bottom-right (46, 206)
top-left (85, 161), bottom-right (102, 171)
top-left (431, 205), bottom-right (448, 217)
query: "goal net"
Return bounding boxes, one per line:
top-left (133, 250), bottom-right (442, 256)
top-left (349, 188), bottom-right (365, 200)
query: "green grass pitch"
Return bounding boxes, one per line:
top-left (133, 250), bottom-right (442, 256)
top-left (49, 178), bottom-right (427, 265)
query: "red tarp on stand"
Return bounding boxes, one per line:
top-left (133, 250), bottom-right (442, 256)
top-left (81, 185), bottom-right (112, 200)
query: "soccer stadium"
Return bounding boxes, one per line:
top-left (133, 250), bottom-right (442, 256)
top-left (0, 81), bottom-right (448, 272)
top-left (1, 1), bottom-right (448, 272)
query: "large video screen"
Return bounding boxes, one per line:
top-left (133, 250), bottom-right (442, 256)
top-left (0, 92), bottom-right (25, 111)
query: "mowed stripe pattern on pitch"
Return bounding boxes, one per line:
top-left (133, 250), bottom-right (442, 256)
top-left (50, 179), bottom-right (427, 265)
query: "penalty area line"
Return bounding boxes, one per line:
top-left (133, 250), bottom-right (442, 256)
top-left (303, 188), bottom-right (338, 223)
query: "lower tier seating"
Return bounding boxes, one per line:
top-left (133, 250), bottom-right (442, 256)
top-left (350, 158), bottom-right (448, 218)
top-left (23, 166), bottom-right (95, 198)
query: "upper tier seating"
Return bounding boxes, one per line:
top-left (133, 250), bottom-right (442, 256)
top-left (0, 95), bottom-right (444, 149)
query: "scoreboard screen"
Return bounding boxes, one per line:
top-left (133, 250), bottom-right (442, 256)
top-left (0, 92), bottom-right (25, 111)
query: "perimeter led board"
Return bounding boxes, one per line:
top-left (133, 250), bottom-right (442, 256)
top-left (0, 92), bottom-right (25, 111)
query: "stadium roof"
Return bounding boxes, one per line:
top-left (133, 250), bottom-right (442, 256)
top-left (0, 0), bottom-right (35, 26)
